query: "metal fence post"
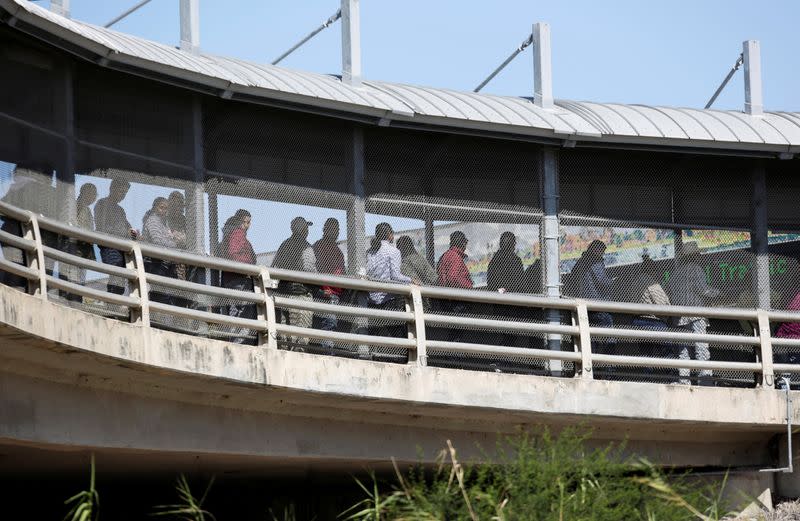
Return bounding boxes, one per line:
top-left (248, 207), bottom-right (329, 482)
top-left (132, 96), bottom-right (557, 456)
top-left (575, 301), bottom-right (593, 379)
top-left (260, 268), bottom-right (278, 350)
top-left (407, 287), bottom-right (427, 367)
top-left (130, 243), bottom-right (150, 326)
top-left (757, 309), bottom-right (775, 389)
top-left (25, 214), bottom-right (47, 300)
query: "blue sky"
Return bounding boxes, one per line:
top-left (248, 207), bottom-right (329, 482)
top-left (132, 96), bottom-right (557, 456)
top-left (60, 0), bottom-right (800, 111)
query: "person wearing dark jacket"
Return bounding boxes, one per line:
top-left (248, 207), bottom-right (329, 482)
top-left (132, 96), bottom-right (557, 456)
top-left (486, 232), bottom-right (524, 293)
top-left (272, 217), bottom-right (317, 348)
top-left (312, 218), bottom-right (345, 350)
top-left (486, 232), bottom-right (525, 346)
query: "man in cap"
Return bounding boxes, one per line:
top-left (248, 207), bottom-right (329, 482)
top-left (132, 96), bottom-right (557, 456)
top-left (272, 216), bottom-right (317, 348)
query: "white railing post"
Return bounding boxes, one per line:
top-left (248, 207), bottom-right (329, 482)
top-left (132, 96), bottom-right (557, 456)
top-left (575, 301), bottom-right (592, 379)
top-left (260, 268), bottom-right (278, 350)
top-left (130, 243), bottom-right (150, 326)
top-left (407, 287), bottom-right (427, 366)
top-left (757, 309), bottom-right (775, 389)
top-left (25, 213), bottom-right (47, 300)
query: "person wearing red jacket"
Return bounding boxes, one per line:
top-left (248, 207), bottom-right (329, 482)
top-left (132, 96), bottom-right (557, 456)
top-left (437, 231), bottom-right (472, 341)
top-left (219, 209), bottom-right (256, 343)
top-left (437, 231), bottom-right (472, 289)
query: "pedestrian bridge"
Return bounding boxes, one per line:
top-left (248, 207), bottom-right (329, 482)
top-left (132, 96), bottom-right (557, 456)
top-left (0, 199), bottom-right (798, 494)
top-left (1, 0), bottom-right (800, 497)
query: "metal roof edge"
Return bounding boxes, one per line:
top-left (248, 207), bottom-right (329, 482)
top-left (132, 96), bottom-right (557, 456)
top-left (1, 0), bottom-right (798, 155)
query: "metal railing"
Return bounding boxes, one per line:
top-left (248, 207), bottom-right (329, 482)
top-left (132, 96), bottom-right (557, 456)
top-left (2, 199), bottom-right (800, 388)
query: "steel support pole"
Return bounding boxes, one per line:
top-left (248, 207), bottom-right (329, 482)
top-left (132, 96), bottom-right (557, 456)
top-left (425, 214), bottom-right (435, 266)
top-left (751, 162), bottom-right (770, 310)
top-left (743, 40), bottom-right (763, 116)
top-left (179, 0), bottom-right (200, 53)
top-left (186, 96), bottom-right (205, 254)
top-left (532, 22), bottom-right (554, 109)
top-left (540, 148), bottom-right (561, 372)
top-left (57, 62), bottom-right (76, 224)
top-left (347, 127), bottom-right (366, 276)
top-left (50, 0), bottom-right (70, 18)
top-left (341, 0), bottom-right (361, 87)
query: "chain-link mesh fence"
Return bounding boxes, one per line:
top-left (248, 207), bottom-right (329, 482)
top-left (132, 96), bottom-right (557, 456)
top-left (2, 29), bottom-right (800, 384)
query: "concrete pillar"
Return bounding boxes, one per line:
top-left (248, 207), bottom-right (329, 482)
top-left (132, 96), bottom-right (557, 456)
top-left (540, 148), bottom-right (561, 369)
top-left (186, 96), bottom-right (205, 254)
top-left (179, 0), bottom-right (200, 53)
top-left (341, 0), bottom-right (361, 87)
top-left (532, 22), bottom-right (554, 109)
top-left (751, 162), bottom-right (770, 310)
top-left (347, 127), bottom-right (366, 276)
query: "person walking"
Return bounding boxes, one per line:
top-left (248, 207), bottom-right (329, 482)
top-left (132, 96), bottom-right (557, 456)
top-left (397, 235), bottom-right (437, 286)
top-left (366, 223), bottom-right (414, 338)
top-left (141, 197), bottom-right (177, 305)
top-left (437, 231), bottom-right (472, 341)
top-left (666, 241), bottom-right (720, 385)
top-left (272, 217), bottom-right (317, 348)
top-left (313, 218), bottom-right (345, 351)
top-left (569, 240), bottom-right (615, 357)
top-left (219, 209), bottom-right (256, 344)
top-left (628, 255), bottom-right (674, 380)
top-left (61, 183), bottom-right (98, 301)
top-left (95, 179), bottom-right (138, 295)
top-left (486, 232), bottom-right (525, 346)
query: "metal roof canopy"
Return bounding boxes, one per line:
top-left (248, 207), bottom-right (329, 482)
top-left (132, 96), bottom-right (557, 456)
top-left (0, 0), bottom-right (797, 156)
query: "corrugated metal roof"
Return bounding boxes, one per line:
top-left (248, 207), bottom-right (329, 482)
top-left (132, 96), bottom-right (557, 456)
top-left (3, 0), bottom-right (799, 153)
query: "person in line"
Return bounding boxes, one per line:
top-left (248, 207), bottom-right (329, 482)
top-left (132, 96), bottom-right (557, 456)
top-left (773, 271), bottom-right (800, 368)
top-left (313, 218), bottom-right (345, 351)
top-left (666, 241), bottom-right (720, 385)
top-left (141, 197), bottom-right (177, 305)
top-left (272, 217), bottom-right (317, 348)
top-left (219, 209), bottom-right (256, 344)
top-left (486, 232), bottom-right (525, 346)
top-left (486, 232), bottom-right (524, 294)
top-left (437, 231), bottom-right (473, 342)
top-left (628, 255), bottom-right (674, 380)
top-left (366, 223), bottom-right (414, 338)
top-left (67, 183), bottom-right (98, 298)
top-left (95, 179), bottom-right (138, 295)
top-left (568, 240), bottom-right (615, 363)
top-left (520, 257), bottom-right (545, 349)
top-left (0, 165), bottom-right (56, 289)
top-left (397, 236), bottom-right (437, 286)
top-left (166, 191), bottom-right (195, 309)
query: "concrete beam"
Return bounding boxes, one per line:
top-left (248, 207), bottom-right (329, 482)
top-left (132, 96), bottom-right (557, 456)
top-left (0, 283), bottom-right (795, 431)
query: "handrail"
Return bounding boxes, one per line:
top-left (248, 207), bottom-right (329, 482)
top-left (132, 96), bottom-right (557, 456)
top-left (3, 199), bottom-right (800, 389)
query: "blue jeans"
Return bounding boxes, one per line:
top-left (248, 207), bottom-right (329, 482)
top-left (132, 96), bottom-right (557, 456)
top-left (99, 247), bottom-right (126, 295)
top-left (319, 293), bottom-right (339, 350)
top-left (589, 311), bottom-right (615, 354)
